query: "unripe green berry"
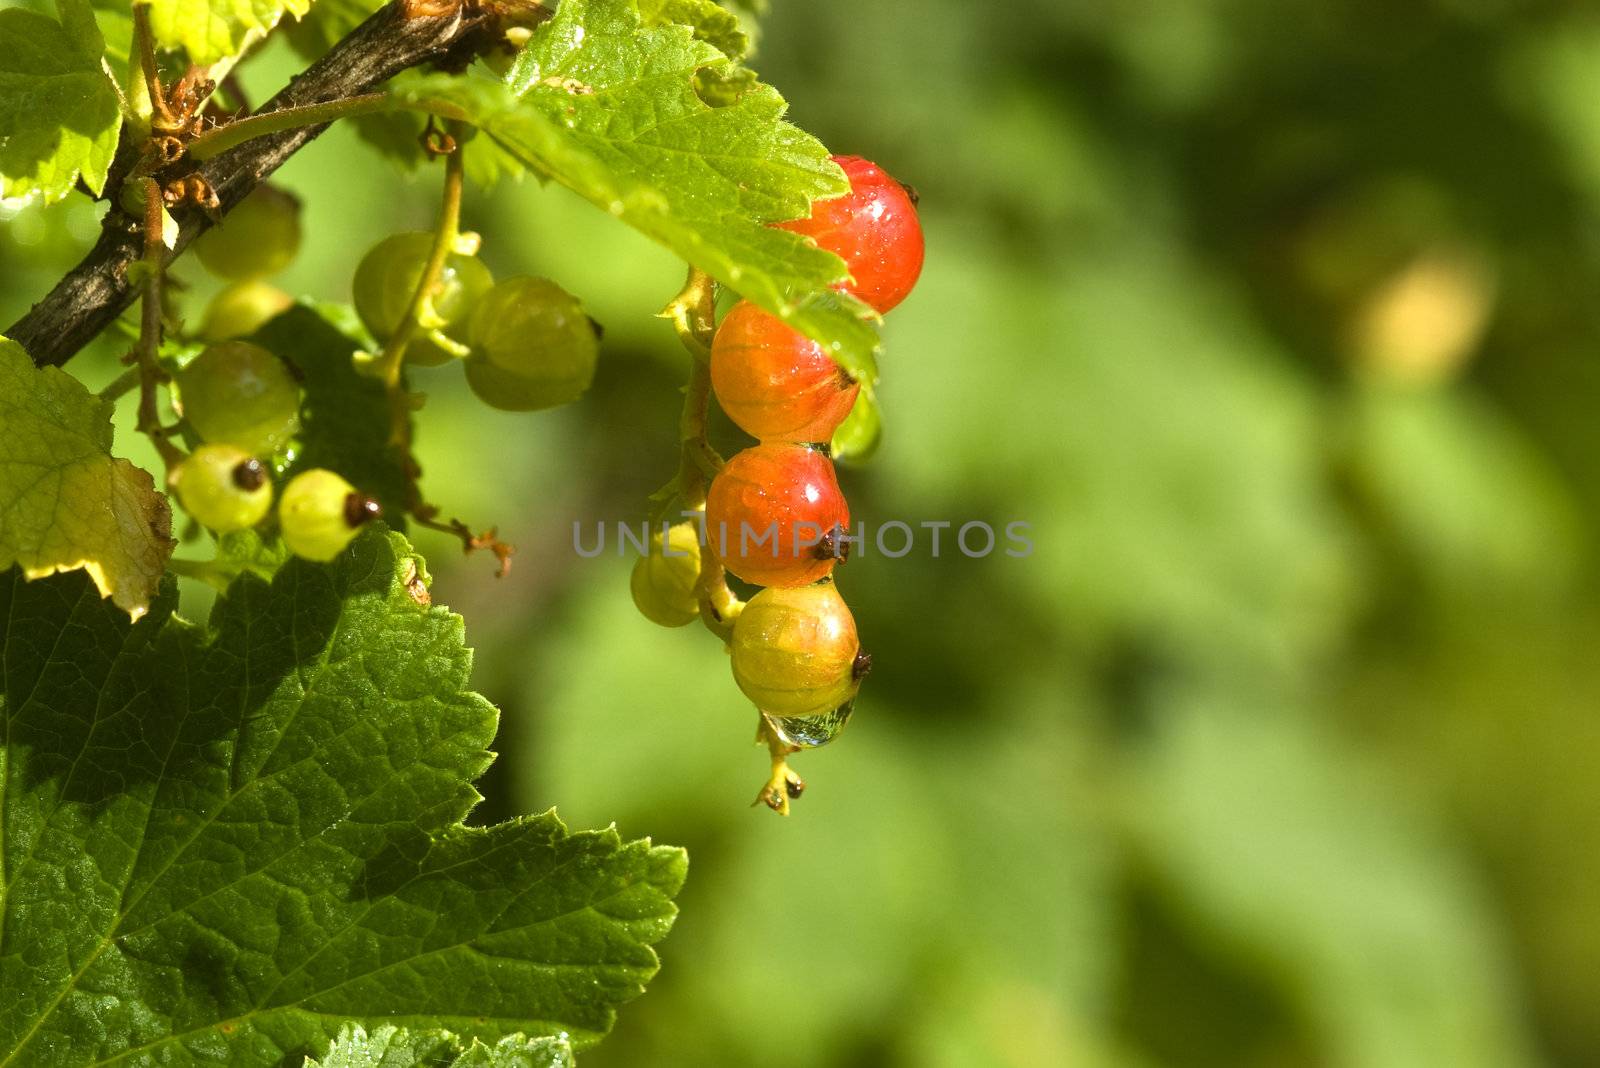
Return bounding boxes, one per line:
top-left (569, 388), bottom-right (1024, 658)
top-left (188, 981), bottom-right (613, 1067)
top-left (172, 444), bottom-right (273, 533)
top-left (193, 185), bottom-right (302, 280)
top-left (465, 276), bottom-right (598, 411)
top-left (278, 469), bottom-right (380, 562)
top-left (352, 231), bottom-right (493, 365)
top-left (630, 522), bottom-right (703, 627)
top-left (176, 340), bottom-right (301, 457)
top-left (730, 581), bottom-right (866, 717)
top-left (200, 280), bottom-right (293, 341)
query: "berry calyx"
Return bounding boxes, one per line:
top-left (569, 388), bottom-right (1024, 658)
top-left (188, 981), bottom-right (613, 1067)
top-left (278, 469), bottom-right (379, 562)
top-left (352, 231), bottom-right (494, 366)
top-left (630, 521), bottom-right (704, 627)
top-left (192, 184), bottom-right (302, 280)
top-left (176, 340), bottom-right (301, 457)
top-left (172, 444), bottom-right (274, 533)
top-left (199, 279), bottom-right (293, 341)
top-left (710, 299), bottom-right (859, 443)
top-left (705, 443), bottom-right (849, 587)
top-left (777, 154), bottom-right (924, 314)
top-left (730, 582), bottom-right (864, 717)
top-left (464, 276), bottom-right (599, 411)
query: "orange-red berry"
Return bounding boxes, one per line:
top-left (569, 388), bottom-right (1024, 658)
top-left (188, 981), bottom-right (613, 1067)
top-left (778, 154), bottom-right (924, 314)
top-left (711, 300), bottom-right (859, 443)
top-left (705, 443), bottom-right (849, 587)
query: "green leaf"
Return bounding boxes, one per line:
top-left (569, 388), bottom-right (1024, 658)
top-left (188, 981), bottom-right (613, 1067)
top-left (0, 337), bottom-right (175, 619)
top-left (0, 528), bottom-right (687, 1065)
top-left (637, 0), bottom-right (749, 60)
top-left (395, 0), bottom-right (881, 379)
top-left (146, 0), bottom-right (311, 64)
top-left (310, 1023), bottom-right (575, 1068)
top-left (0, 3), bottom-right (122, 205)
top-left (251, 303), bottom-right (413, 523)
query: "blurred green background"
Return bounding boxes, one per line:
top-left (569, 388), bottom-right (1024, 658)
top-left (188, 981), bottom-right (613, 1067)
top-left (8, 0), bottom-right (1600, 1064)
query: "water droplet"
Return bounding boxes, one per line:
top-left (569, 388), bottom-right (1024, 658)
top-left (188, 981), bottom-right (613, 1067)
top-left (764, 702), bottom-right (854, 749)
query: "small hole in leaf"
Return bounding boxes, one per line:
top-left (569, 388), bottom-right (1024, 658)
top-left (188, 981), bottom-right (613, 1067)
top-left (693, 66), bottom-right (756, 108)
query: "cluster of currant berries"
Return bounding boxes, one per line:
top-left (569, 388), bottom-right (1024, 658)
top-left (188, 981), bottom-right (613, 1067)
top-left (194, 183), bottom-right (600, 410)
top-left (170, 339), bottom-right (379, 560)
top-left (351, 232), bottom-right (599, 411)
top-left (169, 182), bottom-right (602, 558)
top-left (632, 156), bottom-right (924, 803)
top-left (164, 187), bottom-right (373, 559)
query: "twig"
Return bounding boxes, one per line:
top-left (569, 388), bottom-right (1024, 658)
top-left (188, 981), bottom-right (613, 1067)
top-left (8, 0), bottom-right (484, 369)
top-left (133, 5), bottom-right (175, 130)
top-left (135, 187), bottom-right (184, 472)
top-left (412, 510), bottom-right (516, 576)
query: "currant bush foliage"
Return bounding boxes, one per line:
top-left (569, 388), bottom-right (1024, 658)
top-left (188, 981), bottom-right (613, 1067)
top-left (147, 0), bottom-right (312, 65)
top-left (308, 1024), bottom-right (575, 1068)
top-left (0, 1), bottom-right (120, 205)
top-left (0, 0), bottom-right (903, 1059)
top-left (396, 0), bottom-right (882, 378)
top-left (0, 339), bottom-right (175, 619)
top-left (0, 530), bottom-right (685, 1065)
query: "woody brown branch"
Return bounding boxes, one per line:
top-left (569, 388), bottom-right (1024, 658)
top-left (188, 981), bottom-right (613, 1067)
top-left (6, 0), bottom-right (485, 369)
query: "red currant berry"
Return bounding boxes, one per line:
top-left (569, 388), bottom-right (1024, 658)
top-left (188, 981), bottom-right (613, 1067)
top-left (777, 154), bottom-right (924, 314)
top-left (730, 581), bottom-right (865, 717)
top-left (711, 300), bottom-right (859, 443)
top-left (705, 443), bottom-right (849, 587)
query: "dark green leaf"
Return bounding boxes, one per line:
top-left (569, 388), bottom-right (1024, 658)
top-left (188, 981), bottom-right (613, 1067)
top-left (0, 529), bottom-right (686, 1064)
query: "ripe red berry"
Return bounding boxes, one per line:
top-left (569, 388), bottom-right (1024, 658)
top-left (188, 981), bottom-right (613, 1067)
top-left (705, 443), bottom-right (849, 587)
top-left (711, 300), bottom-right (859, 443)
top-left (777, 154), bottom-right (924, 314)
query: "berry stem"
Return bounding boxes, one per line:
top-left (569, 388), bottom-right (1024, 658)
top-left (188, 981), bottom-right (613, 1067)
top-left (375, 126), bottom-right (465, 391)
top-left (753, 715), bottom-right (804, 815)
top-left (660, 266), bottom-right (743, 641)
top-left (164, 556), bottom-right (244, 587)
top-left (132, 5), bottom-right (175, 131)
top-left (135, 178), bottom-right (186, 474)
top-left (187, 94), bottom-right (391, 161)
top-left (98, 367), bottom-right (141, 403)
top-left (661, 266), bottom-right (723, 507)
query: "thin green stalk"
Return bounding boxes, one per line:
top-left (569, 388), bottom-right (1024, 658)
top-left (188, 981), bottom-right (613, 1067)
top-left (187, 94), bottom-right (390, 160)
top-left (376, 132), bottom-right (466, 389)
top-left (660, 266), bottom-right (741, 640)
top-left (98, 366), bottom-right (141, 402)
